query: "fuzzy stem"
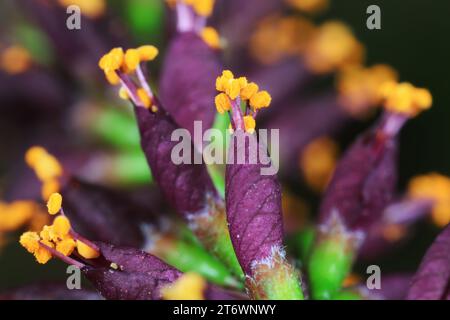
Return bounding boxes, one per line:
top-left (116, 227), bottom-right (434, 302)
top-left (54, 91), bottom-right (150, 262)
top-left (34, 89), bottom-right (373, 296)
top-left (246, 249), bottom-right (304, 300)
top-left (189, 199), bottom-right (244, 280)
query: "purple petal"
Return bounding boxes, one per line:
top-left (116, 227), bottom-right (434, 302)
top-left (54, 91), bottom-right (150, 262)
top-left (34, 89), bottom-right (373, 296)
top-left (225, 133), bottom-right (283, 275)
top-left (61, 178), bottom-right (146, 248)
top-left (160, 32), bottom-right (221, 136)
top-left (319, 120), bottom-right (398, 234)
top-left (407, 225), bottom-right (450, 300)
top-left (134, 106), bottom-right (217, 216)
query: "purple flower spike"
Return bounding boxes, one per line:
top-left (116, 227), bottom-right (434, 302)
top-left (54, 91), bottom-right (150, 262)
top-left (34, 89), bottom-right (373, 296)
top-left (215, 69), bottom-right (303, 298)
top-left (319, 82), bottom-right (433, 237)
top-left (135, 106), bottom-right (217, 216)
top-left (319, 115), bottom-right (399, 235)
top-left (160, 32), bottom-right (221, 137)
top-left (407, 225), bottom-right (450, 300)
top-left (226, 133), bottom-right (283, 275)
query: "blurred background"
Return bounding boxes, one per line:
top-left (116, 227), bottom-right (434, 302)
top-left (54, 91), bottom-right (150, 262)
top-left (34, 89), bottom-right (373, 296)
top-left (0, 0), bottom-right (448, 291)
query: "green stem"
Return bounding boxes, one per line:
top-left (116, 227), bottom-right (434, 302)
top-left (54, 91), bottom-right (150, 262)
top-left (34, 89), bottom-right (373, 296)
top-left (152, 234), bottom-right (242, 289)
top-left (206, 113), bottom-right (230, 198)
top-left (247, 249), bottom-right (304, 300)
top-left (190, 199), bottom-right (244, 281)
top-left (308, 218), bottom-right (360, 300)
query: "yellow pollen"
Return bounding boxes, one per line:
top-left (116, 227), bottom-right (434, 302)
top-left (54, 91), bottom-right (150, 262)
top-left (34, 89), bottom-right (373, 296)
top-left (41, 179), bottom-right (61, 201)
top-left (105, 70), bottom-right (120, 85)
top-left (286, 0), bottom-right (329, 14)
top-left (161, 272), bottom-right (206, 300)
top-left (192, 0), bottom-right (214, 17)
top-left (47, 193), bottom-right (62, 215)
top-left (0, 201), bottom-right (36, 232)
top-left (56, 237), bottom-right (77, 256)
top-left (337, 64), bottom-right (398, 118)
top-left (137, 45), bottom-right (159, 61)
top-left (53, 216), bottom-right (71, 237)
top-left (250, 15), bottom-right (316, 65)
top-left (201, 27), bottom-right (221, 49)
top-left (408, 173), bottom-right (450, 227)
top-left (34, 243), bottom-right (53, 264)
top-left (0, 45), bottom-right (32, 75)
top-left (240, 82), bottom-right (259, 101)
top-left (124, 49), bottom-right (140, 72)
top-left (77, 240), bottom-right (100, 259)
top-left (58, 0), bottom-right (106, 19)
top-left (215, 70), bottom-right (234, 92)
top-left (300, 136), bottom-right (338, 192)
top-left (304, 21), bottom-right (365, 74)
top-left (25, 146), bottom-right (48, 168)
top-left (102, 48), bottom-right (124, 72)
top-left (25, 147), bottom-right (63, 182)
top-left (118, 87), bottom-right (129, 100)
top-left (137, 88), bottom-right (152, 109)
top-left (226, 79), bottom-right (243, 100)
top-left (19, 231), bottom-right (41, 254)
top-left (214, 93), bottom-right (231, 114)
top-left (19, 230), bottom-right (53, 264)
top-left (40, 225), bottom-right (58, 242)
top-left (380, 82), bottom-right (432, 117)
top-left (249, 91), bottom-right (272, 110)
top-left (243, 116), bottom-right (256, 134)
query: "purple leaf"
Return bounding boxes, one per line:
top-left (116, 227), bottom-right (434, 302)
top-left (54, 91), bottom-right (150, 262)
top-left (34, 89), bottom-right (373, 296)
top-left (160, 32), bottom-right (221, 136)
top-left (83, 242), bottom-right (183, 300)
top-left (61, 178), bottom-right (146, 248)
top-left (407, 225), bottom-right (450, 300)
top-left (83, 243), bottom-right (241, 300)
top-left (225, 133), bottom-right (283, 275)
top-left (319, 122), bottom-right (398, 234)
top-left (134, 106), bottom-right (217, 216)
